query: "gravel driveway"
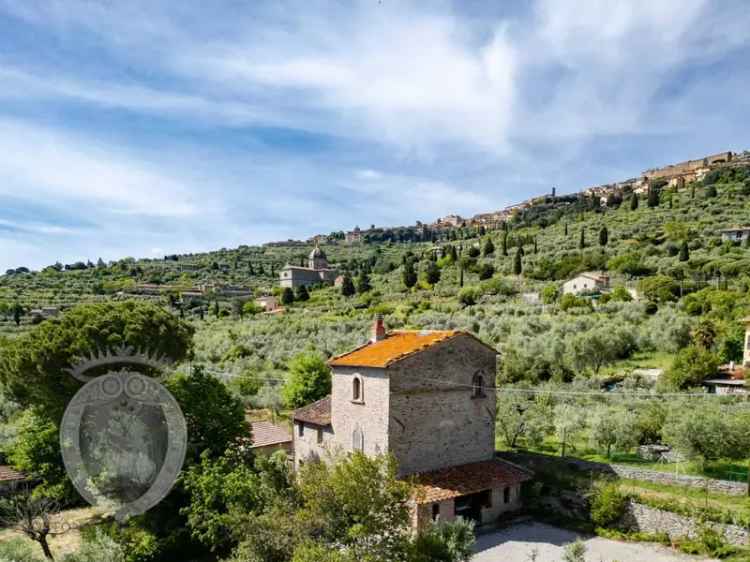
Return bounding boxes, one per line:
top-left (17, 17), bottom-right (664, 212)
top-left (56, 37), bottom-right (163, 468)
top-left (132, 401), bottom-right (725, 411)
top-left (472, 521), bottom-right (716, 562)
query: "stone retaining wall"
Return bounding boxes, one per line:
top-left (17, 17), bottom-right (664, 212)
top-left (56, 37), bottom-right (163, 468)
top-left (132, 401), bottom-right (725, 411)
top-left (498, 451), bottom-right (748, 496)
top-left (622, 501), bottom-right (749, 546)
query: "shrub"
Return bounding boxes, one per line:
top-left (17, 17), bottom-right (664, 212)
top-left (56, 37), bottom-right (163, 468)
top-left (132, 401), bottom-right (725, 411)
top-left (659, 345), bottom-right (720, 389)
top-left (588, 480), bottom-right (628, 528)
top-left (457, 287), bottom-right (477, 306)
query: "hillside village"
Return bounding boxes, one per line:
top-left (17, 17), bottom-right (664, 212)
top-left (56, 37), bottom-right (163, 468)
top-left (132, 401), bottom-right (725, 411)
top-left (2, 147), bottom-right (750, 561)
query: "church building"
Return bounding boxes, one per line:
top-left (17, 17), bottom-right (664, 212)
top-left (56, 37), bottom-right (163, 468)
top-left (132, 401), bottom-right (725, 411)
top-left (279, 246), bottom-right (338, 289)
top-left (292, 316), bottom-right (532, 530)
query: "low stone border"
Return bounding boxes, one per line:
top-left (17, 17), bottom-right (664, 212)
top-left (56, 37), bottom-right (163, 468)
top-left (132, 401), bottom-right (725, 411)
top-left (622, 501), bottom-right (749, 546)
top-left (498, 451), bottom-right (748, 496)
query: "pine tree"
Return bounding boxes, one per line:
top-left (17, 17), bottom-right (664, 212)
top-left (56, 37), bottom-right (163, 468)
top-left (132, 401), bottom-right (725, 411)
top-left (483, 238), bottom-right (495, 256)
top-left (513, 248), bottom-right (523, 276)
top-left (630, 193), bottom-right (639, 211)
top-left (579, 228), bottom-right (586, 249)
top-left (296, 284), bottom-right (310, 301)
top-left (341, 275), bottom-right (355, 297)
top-left (706, 185), bottom-right (718, 198)
top-left (599, 226), bottom-right (608, 247)
top-left (679, 241), bottom-right (690, 262)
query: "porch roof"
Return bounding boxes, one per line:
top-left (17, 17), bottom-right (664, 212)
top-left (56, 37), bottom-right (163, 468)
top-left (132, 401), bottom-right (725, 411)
top-left (411, 459), bottom-right (532, 505)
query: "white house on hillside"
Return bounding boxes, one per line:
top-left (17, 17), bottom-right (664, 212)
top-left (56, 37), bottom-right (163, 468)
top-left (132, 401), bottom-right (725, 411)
top-left (562, 272), bottom-right (610, 295)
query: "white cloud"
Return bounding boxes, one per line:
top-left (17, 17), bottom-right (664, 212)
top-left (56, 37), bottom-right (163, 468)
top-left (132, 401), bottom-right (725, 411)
top-left (0, 118), bottom-right (201, 217)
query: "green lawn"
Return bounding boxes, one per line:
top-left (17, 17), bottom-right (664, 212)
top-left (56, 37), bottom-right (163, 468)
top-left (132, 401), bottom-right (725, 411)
top-left (598, 351), bottom-right (675, 378)
top-left (499, 435), bottom-right (750, 482)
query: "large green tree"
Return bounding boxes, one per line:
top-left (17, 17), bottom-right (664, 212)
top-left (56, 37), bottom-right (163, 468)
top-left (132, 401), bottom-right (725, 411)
top-left (166, 366), bottom-right (249, 460)
top-left (281, 353), bottom-right (331, 409)
top-left (0, 301), bottom-right (194, 420)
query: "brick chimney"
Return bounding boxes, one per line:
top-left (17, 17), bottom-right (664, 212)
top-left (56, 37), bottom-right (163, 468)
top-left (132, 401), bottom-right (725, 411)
top-left (372, 314), bottom-right (386, 343)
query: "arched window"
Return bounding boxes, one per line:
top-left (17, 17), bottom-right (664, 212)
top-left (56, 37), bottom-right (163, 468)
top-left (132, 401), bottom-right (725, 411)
top-left (352, 425), bottom-right (364, 452)
top-left (472, 372), bottom-right (485, 398)
top-left (352, 375), bottom-right (363, 403)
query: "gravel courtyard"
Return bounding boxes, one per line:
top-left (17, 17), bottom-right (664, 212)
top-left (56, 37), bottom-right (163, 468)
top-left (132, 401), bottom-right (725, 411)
top-left (473, 521), bottom-right (716, 562)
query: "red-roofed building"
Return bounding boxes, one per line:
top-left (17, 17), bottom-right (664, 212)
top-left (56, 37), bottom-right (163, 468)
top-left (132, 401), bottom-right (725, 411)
top-left (249, 421), bottom-right (292, 456)
top-left (293, 316), bottom-right (530, 530)
top-left (0, 465), bottom-right (30, 495)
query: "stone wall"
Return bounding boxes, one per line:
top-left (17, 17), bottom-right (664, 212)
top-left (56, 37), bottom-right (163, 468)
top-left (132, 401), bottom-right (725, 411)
top-left (622, 501), bottom-right (749, 546)
top-left (331, 366), bottom-right (391, 460)
top-left (293, 422), bottom-right (336, 470)
top-left (498, 451), bottom-right (748, 496)
top-left (388, 334), bottom-right (497, 475)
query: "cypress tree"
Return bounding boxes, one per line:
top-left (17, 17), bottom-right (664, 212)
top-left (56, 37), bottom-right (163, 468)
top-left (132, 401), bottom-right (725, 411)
top-left (706, 185), bottom-right (718, 198)
top-left (341, 275), bottom-right (356, 297)
top-left (356, 271), bottom-right (371, 293)
top-left (459, 263), bottom-right (464, 287)
top-left (402, 261), bottom-right (417, 289)
top-left (513, 248), bottom-right (523, 276)
top-left (424, 261), bottom-right (441, 285)
top-left (647, 185), bottom-right (660, 208)
top-left (564, 223), bottom-right (568, 236)
top-left (534, 237), bottom-right (538, 254)
top-left (599, 226), bottom-right (609, 247)
top-left (502, 232), bottom-right (508, 256)
top-left (630, 193), bottom-right (639, 211)
top-left (281, 287), bottom-right (295, 305)
top-left (679, 241), bottom-right (690, 262)
top-left (579, 228), bottom-right (586, 249)
top-left (483, 238), bottom-right (495, 256)
top-left (691, 183), bottom-right (696, 199)
top-left (296, 284), bottom-right (310, 301)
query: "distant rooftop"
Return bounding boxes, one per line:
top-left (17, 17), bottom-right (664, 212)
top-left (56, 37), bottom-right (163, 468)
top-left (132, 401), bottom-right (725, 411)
top-left (250, 421), bottom-right (292, 448)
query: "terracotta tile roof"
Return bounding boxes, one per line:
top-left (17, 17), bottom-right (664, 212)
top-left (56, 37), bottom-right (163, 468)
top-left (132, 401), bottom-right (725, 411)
top-left (293, 396), bottom-right (331, 427)
top-left (0, 465), bottom-right (27, 483)
top-left (329, 330), bottom-right (494, 369)
top-left (250, 421), bottom-right (292, 448)
top-left (411, 459), bottom-right (533, 505)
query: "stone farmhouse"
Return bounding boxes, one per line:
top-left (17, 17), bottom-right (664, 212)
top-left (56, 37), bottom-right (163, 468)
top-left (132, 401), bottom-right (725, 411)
top-left (292, 317), bottom-right (532, 530)
top-left (279, 246), bottom-right (338, 289)
top-left (720, 227), bottom-right (750, 244)
top-left (562, 272), bottom-right (610, 295)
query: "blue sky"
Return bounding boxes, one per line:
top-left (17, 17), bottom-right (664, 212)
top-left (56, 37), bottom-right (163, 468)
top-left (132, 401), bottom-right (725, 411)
top-left (1, 0), bottom-right (749, 270)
